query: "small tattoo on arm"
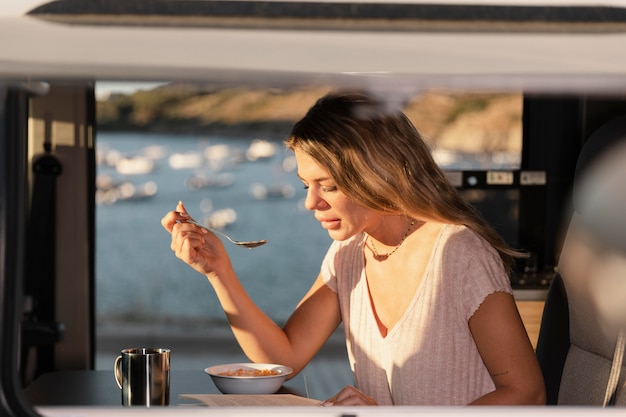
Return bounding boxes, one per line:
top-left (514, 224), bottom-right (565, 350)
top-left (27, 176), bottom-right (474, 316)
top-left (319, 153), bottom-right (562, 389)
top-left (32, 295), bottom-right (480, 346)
top-left (491, 370), bottom-right (509, 378)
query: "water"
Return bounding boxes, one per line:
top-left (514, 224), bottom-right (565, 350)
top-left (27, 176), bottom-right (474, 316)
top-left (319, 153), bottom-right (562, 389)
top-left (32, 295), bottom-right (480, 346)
top-left (96, 132), bottom-right (520, 327)
top-left (96, 132), bottom-right (332, 326)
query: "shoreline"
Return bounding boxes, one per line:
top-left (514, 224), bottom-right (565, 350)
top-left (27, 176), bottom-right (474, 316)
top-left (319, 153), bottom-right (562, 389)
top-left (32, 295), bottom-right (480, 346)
top-left (97, 121), bottom-right (296, 141)
top-left (96, 319), bottom-right (348, 359)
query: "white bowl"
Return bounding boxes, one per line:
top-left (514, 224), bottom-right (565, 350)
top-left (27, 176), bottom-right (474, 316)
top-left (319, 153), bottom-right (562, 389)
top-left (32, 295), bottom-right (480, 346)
top-left (205, 363), bottom-right (293, 395)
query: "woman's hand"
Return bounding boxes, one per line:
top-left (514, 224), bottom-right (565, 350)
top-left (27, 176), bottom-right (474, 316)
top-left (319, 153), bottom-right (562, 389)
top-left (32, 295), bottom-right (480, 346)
top-left (320, 386), bottom-right (378, 406)
top-left (161, 201), bottom-right (232, 278)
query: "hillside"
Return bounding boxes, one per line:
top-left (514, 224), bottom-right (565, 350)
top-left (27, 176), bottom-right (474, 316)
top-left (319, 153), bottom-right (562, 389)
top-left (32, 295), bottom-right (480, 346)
top-left (97, 85), bottom-right (523, 153)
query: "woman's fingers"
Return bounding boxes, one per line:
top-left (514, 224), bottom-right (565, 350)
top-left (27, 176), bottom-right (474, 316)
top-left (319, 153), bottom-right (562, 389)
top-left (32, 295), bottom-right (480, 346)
top-left (160, 210), bottom-right (180, 232)
top-left (171, 222), bottom-right (207, 253)
top-left (320, 386), bottom-right (377, 406)
top-left (162, 201), bottom-right (229, 276)
top-left (170, 225), bottom-right (213, 274)
top-left (161, 201), bottom-right (192, 233)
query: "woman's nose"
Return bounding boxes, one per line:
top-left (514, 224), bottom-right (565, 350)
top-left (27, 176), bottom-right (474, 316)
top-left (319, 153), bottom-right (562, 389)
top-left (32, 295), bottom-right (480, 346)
top-left (304, 188), bottom-right (328, 211)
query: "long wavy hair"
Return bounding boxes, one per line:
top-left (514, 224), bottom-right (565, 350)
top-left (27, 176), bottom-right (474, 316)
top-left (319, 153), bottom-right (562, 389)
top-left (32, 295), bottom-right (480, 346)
top-left (285, 91), bottom-right (524, 273)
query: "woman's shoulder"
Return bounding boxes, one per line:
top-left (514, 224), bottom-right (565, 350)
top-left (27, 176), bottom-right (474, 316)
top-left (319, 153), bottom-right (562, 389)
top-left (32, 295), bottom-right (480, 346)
top-left (442, 223), bottom-right (486, 245)
top-left (440, 224), bottom-right (499, 261)
top-left (438, 224), bottom-right (511, 301)
top-left (320, 232), bottom-right (366, 290)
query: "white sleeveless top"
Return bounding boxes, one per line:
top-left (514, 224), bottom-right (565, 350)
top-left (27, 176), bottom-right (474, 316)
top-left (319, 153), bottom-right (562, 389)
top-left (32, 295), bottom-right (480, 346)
top-left (321, 224), bottom-right (512, 405)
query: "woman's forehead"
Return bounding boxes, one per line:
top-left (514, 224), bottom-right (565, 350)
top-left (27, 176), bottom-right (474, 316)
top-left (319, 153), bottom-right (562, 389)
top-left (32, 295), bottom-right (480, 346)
top-left (294, 149), bottom-right (332, 181)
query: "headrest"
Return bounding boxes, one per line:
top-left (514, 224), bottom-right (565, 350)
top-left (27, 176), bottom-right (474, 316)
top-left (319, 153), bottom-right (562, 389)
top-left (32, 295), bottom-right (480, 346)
top-left (575, 114), bottom-right (626, 182)
top-left (573, 114), bottom-right (626, 252)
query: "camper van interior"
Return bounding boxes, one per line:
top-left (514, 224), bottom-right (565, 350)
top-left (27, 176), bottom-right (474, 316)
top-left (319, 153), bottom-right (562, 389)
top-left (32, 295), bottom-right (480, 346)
top-left (2, 0), bottom-right (626, 416)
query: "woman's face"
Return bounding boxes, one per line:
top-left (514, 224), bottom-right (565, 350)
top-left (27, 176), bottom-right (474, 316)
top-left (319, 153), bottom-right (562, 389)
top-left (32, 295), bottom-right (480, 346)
top-left (294, 149), bottom-right (379, 241)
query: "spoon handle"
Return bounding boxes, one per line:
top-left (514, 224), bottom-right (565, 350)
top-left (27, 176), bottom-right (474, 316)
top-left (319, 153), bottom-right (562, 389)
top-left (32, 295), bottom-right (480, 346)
top-left (183, 219), bottom-right (267, 248)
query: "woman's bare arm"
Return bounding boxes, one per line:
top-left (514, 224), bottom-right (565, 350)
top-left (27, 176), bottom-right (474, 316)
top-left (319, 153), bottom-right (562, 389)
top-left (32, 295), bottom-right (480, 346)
top-left (161, 201), bottom-right (341, 374)
top-left (468, 292), bottom-right (546, 405)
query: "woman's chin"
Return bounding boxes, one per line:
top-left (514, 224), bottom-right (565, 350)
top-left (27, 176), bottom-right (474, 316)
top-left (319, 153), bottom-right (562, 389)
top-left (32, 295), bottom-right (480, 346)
top-left (327, 230), bottom-right (353, 242)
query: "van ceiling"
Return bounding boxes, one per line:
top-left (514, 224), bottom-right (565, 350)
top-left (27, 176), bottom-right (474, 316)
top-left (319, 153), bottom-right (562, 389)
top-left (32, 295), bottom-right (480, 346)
top-left (25, 0), bottom-right (626, 28)
top-left (0, 1), bottom-right (625, 94)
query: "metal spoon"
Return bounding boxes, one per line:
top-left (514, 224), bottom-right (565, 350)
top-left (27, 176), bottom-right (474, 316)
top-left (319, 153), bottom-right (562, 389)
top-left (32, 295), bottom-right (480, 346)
top-left (184, 218), bottom-right (267, 249)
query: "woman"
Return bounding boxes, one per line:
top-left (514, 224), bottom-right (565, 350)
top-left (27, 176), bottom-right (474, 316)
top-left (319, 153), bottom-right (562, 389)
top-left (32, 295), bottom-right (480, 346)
top-left (161, 91), bottom-right (545, 406)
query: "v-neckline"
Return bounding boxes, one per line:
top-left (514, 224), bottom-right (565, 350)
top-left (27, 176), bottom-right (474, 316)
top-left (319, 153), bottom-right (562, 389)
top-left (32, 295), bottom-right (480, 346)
top-left (362, 224), bottom-right (446, 340)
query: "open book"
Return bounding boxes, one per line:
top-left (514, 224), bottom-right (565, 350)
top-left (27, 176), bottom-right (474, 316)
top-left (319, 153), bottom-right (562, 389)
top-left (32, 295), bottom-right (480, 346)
top-left (180, 393), bottom-right (321, 407)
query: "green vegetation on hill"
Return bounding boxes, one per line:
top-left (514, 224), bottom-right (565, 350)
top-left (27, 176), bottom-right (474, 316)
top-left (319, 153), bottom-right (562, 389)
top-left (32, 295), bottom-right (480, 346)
top-left (97, 85), bottom-right (329, 139)
top-left (97, 85), bottom-right (523, 152)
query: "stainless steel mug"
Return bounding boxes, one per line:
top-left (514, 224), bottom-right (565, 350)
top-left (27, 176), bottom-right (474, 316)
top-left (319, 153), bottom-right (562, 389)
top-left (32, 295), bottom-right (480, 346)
top-left (114, 347), bottom-right (170, 406)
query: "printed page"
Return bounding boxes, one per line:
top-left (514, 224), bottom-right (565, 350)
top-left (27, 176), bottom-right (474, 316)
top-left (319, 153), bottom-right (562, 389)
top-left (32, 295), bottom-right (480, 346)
top-left (180, 393), bottom-right (321, 406)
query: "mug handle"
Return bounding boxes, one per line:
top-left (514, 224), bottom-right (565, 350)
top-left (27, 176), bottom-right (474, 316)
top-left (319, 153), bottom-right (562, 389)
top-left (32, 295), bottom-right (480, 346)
top-left (114, 355), bottom-right (123, 389)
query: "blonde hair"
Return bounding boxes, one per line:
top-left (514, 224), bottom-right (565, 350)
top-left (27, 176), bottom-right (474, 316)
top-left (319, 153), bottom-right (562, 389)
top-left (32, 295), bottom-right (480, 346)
top-left (285, 91), bottom-right (524, 273)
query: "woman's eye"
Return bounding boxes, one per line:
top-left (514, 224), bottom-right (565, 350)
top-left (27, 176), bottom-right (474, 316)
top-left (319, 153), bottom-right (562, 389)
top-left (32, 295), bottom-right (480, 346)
top-left (321, 185), bottom-right (338, 192)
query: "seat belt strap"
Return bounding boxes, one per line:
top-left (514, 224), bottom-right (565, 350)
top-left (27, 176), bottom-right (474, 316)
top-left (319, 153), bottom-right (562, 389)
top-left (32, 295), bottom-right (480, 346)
top-left (604, 330), bottom-right (625, 407)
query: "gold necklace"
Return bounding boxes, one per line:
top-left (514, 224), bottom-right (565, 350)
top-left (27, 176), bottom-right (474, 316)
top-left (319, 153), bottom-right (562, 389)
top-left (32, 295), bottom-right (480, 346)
top-left (368, 219), bottom-right (416, 261)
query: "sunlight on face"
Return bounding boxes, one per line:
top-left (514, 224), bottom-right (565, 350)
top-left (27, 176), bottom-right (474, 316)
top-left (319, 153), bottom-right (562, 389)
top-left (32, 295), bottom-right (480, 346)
top-left (294, 149), bottom-right (377, 241)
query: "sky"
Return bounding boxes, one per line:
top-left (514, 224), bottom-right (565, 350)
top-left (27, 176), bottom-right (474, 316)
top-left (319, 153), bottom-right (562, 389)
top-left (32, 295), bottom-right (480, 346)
top-left (95, 81), bottom-right (167, 100)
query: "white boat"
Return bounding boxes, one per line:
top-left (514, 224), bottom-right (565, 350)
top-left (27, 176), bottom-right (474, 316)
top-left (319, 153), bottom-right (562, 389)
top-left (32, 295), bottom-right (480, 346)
top-left (249, 183), bottom-right (296, 200)
top-left (141, 145), bottom-right (167, 160)
top-left (168, 152), bottom-right (204, 169)
top-left (202, 208), bottom-right (237, 230)
top-left (204, 144), bottom-right (231, 162)
top-left (115, 156), bottom-right (155, 175)
top-left (185, 173), bottom-right (235, 190)
top-left (431, 149), bottom-right (461, 168)
top-left (204, 144), bottom-right (245, 170)
top-left (281, 154), bottom-right (297, 173)
top-left (245, 139), bottom-right (277, 161)
top-left (95, 179), bottom-right (158, 205)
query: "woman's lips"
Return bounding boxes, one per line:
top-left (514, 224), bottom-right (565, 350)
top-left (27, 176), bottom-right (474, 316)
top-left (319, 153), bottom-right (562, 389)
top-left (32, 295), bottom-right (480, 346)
top-left (318, 218), bottom-right (340, 230)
